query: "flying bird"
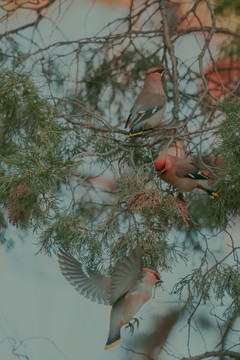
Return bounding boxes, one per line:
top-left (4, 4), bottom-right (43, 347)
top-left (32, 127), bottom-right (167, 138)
top-left (155, 149), bottom-right (219, 199)
top-left (125, 67), bottom-right (167, 137)
top-left (57, 247), bottom-right (162, 350)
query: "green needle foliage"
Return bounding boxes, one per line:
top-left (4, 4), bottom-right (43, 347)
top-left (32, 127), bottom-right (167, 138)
top-left (211, 101), bottom-right (240, 225)
top-left (0, 70), bottom-right (74, 230)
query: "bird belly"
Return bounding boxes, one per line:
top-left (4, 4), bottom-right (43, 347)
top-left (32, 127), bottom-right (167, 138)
top-left (121, 290), bottom-right (151, 324)
top-left (176, 178), bottom-right (197, 192)
top-left (160, 173), bottom-right (197, 192)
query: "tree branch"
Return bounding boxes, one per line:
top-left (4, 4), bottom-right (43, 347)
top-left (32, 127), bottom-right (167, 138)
top-left (182, 350), bottom-right (240, 360)
top-left (175, 26), bottom-right (240, 39)
top-left (159, 0), bottom-right (179, 122)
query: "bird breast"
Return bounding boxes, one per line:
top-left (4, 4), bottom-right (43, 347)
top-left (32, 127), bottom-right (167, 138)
top-left (121, 282), bottom-right (153, 324)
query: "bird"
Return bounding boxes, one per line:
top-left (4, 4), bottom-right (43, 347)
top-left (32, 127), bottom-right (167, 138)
top-left (125, 67), bottom-right (167, 137)
top-left (57, 247), bottom-right (162, 350)
top-left (155, 149), bottom-right (219, 199)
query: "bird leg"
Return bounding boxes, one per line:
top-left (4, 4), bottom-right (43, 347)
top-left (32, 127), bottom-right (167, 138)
top-left (125, 318), bottom-right (141, 334)
top-left (177, 192), bottom-right (185, 202)
top-left (125, 322), bottom-right (134, 334)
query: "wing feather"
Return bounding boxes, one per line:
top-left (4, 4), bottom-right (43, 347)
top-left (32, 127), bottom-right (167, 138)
top-left (57, 249), bottom-right (111, 305)
top-left (126, 93), bottom-right (166, 129)
top-left (108, 247), bottom-right (144, 305)
top-left (129, 105), bottom-right (163, 129)
top-left (175, 161), bottom-right (212, 180)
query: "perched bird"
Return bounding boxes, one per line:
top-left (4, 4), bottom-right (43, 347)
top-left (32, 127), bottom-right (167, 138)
top-left (125, 67), bottom-right (167, 137)
top-left (57, 248), bottom-right (162, 350)
top-left (155, 149), bottom-right (219, 199)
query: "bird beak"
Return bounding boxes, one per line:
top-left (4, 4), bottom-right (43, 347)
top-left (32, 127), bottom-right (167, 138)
top-left (156, 169), bottom-right (164, 176)
top-left (156, 167), bottom-right (167, 176)
top-left (155, 279), bottom-right (163, 287)
top-left (155, 162), bottom-right (166, 176)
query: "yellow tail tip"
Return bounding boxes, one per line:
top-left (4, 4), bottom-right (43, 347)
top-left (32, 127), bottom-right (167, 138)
top-left (126, 131), bottom-right (143, 138)
top-left (105, 339), bottom-right (121, 350)
top-left (209, 192), bottom-right (219, 199)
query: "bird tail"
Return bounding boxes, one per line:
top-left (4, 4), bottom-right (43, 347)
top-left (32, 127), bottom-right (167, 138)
top-left (105, 300), bottom-right (124, 350)
top-left (105, 329), bottom-right (121, 350)
top-left (208, 190), bottom-right (220, 199)
top-left (196, 184), bottom-right (219, 199)
top-left (126, 130), bottom-right (143, 138)
top-left (126, 128), bottom-right (154, 138)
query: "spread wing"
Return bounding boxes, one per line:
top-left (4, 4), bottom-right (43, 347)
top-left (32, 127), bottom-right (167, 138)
top-left (57, 249), bottom-right (111, 305)
top-left (108, 247), bottom-right (144, 305)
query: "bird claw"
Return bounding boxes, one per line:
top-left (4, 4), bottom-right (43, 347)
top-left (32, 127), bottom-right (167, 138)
top-left (125, 318), bottom-right (141, 334)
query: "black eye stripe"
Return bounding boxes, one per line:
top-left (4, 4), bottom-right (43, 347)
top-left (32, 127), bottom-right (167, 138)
top-left (154, 68), bottom-right (165, 74)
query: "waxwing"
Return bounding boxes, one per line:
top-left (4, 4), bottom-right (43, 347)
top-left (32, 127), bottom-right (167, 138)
top-left (125, 67), bottom-right (167, 137)
top-left (57, 248), bottom-right (162, 350)
top-left (155, 149), bottom-right (219, 199)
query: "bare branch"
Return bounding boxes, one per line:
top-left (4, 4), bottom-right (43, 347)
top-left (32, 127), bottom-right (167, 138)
top-left (182, 350), bottom-right (240, 360)
top-left (159, 0), bottom-right (179, 122)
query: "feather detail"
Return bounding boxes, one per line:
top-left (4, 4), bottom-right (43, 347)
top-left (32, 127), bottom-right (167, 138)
top-left (57, 249), bottom-right (111, 305)
top-left (105, 339), bottom-right (121, 350)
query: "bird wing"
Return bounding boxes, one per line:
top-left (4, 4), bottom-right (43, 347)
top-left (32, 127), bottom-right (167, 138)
top-left (175, 160), bottom-right (212, 180)
top-left (126, 106), bottom-right (163, 130)
top-left (108, 247), bottom-right (144, 305)
top-left (125, 94), bottom-right (166, 129)
top-left (57, 249), bottom-right (111, 305)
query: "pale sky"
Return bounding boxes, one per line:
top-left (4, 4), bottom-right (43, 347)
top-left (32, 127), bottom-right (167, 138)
top-left (2, 226), bottom-right (239, 359)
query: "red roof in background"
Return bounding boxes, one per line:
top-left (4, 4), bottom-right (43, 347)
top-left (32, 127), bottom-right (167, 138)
top-left (204, 59), bottom-right (240, 99)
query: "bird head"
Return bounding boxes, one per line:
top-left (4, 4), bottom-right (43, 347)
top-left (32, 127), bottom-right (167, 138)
top-left (145, 67), bottom-right (168, 78)
top-left (155, 152), bottom-right (171, 175)
top-left (143, 268), bottom-right (163, 286)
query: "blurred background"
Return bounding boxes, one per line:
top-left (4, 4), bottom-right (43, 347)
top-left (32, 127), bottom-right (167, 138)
top-left (0, 0), bottom-right (240, 359)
